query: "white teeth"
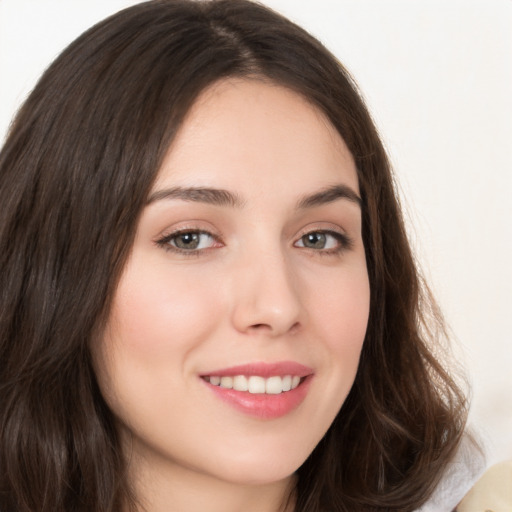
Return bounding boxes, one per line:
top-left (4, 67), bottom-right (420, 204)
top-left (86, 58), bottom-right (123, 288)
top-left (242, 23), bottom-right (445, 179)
top-left (205, 374), bottom-right (303, 394)
top-left (248, 376), bottom-right (266, 394)
top-left (233, 375), bottom-right (248, 391)
top-left (220, 376), bottom-right (233, 389)
top-left (265, 376), bottom-right (282, 394)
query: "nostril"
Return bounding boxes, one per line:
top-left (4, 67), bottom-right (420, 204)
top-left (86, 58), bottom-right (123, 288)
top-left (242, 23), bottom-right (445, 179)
top-left (247, 323), bottom-right (274, 333)
top-left (247, 321), bottom-right (301, 335)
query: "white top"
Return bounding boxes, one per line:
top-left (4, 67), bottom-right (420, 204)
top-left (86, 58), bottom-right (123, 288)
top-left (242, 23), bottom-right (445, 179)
top-left (416, 435), bottom-right (485, 512)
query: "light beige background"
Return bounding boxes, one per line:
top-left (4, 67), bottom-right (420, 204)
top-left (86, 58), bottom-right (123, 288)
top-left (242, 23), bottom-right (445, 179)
top-left (1, 0), bottom-right (511, 466)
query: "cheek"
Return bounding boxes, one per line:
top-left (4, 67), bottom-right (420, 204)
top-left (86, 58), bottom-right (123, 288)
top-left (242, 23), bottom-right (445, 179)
top-left (329, 284), bottom-right (369, 350)
top-left (307, 265), bottom-right (370, 377)
top-left (92, 259), bottom-right (227, 436)
top-left (106, 258), bottom-right (223, 360)
top-left (313, 262), bottom-right (369, 334)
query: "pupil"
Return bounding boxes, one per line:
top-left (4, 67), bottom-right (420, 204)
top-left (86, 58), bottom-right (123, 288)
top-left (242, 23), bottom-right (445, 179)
top-left (176, 232), bottom-right (199, 249)
top-left (304, 232), bottom-right (326, 249)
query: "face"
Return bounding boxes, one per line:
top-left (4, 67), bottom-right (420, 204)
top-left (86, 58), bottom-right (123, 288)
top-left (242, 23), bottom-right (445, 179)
top-left (93, 79), bottom-right (370, 491)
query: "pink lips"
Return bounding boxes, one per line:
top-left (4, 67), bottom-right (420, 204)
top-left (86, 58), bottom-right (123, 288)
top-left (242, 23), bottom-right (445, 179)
top-left (200, 361), bottom-right (314, 419)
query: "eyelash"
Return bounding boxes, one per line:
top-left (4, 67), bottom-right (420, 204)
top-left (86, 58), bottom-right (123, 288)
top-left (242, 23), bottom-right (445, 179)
top-left (156, 229), bottom-right (222, 256)
top-left (295, 230), bottom-right (354, 256)
top-left (155, 228), bottom-right (353, 257)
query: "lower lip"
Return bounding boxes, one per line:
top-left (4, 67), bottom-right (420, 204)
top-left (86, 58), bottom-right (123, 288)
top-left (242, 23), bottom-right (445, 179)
top-left (202, 376), bottom-right (313, 419)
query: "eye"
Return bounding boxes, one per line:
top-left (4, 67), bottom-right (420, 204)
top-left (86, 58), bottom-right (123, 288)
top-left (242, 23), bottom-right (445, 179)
top-left (294, 230), bottom-right (352, 253)
top-left (157, 229), bottom-right (220, 253)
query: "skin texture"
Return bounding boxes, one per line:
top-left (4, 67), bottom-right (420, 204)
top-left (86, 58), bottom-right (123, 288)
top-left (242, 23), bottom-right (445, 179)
top-left (92, 79), bottom-right (370, 512)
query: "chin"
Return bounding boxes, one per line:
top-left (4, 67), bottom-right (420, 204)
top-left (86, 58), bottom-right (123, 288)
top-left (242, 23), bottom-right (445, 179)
top-left (195, 439), bottom-right (312, 486)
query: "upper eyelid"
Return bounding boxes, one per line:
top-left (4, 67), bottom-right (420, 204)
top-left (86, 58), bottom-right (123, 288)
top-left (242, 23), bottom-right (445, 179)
top-left (158, 229), bottom-right (219, 243)
top-left (296, 228), bottom-right (344, 239)
top-left (297, 225), bottom-right (344, 235)
top-left (156, 223), bottom-right (222, 241)
top-left (155, 223), bottom-right (353, 248)
top-left (294, 223), bottom-right (349, 239)
top-left (158, 226), bottom-right (347, 239)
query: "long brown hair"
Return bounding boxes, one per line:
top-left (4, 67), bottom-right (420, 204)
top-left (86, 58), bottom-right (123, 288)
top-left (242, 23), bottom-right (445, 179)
top-left (0, 1), bottom-right (467, 510)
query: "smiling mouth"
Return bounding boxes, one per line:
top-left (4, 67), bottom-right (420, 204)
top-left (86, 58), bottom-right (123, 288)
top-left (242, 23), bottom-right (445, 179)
top-left (201, 375), bottom-right (304, 394)
top-left (200, 363), bottom-right (313, 418)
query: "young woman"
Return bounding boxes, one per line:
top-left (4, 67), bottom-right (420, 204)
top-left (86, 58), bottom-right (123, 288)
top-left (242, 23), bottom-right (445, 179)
top-left (0, 1), bottom-right (478, 510)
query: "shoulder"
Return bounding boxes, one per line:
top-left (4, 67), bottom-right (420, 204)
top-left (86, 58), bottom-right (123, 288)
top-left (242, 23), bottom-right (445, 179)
top-left (456, 459), bottom-right (512, 512)
top-left (415, 434), bottom-right (485, 512)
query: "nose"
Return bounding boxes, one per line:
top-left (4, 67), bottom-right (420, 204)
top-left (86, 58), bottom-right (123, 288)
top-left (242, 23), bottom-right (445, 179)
top-left (230, 248), bottom-right (304, 337)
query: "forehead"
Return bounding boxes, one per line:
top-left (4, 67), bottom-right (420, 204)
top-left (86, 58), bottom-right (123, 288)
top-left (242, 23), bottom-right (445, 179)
top-left (153, 78), bottom-right (359, 197)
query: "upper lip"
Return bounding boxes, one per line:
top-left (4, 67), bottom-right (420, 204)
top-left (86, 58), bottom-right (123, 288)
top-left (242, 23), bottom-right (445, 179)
top-left (199, 361), bottom-right (314, 378)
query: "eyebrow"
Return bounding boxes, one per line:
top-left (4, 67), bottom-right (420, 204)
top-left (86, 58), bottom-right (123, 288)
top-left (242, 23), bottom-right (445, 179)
top-left (146, 183), bottom-right (361, 209)
top-left (147, 186), bottom-right (244, 207)
top-left (296, 184), bottom-right (362, 209)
